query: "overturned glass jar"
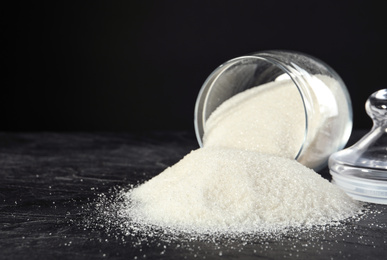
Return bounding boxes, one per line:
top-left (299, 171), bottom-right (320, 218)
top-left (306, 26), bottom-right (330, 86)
top-left (194, 50), bottom-right (353, 171)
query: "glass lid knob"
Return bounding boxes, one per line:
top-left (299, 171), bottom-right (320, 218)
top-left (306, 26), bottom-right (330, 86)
top-left (366, 88), bottom-right (387, 126)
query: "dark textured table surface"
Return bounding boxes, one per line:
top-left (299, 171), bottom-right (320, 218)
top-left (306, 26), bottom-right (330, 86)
top-left (1, 130), bottom-right (386, 260)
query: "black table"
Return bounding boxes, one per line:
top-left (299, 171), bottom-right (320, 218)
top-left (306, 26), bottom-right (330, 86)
top-left (1, 130), bottom-right (386, 259)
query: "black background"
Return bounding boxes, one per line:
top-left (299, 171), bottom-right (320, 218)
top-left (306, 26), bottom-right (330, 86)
top-left (2, 0), bottom-right (386, 132)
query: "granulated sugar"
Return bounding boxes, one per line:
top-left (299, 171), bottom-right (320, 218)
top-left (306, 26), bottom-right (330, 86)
top-left (114, 74), bottom-right (361, 235)
top-left (125, 148), bottom-right (362, 234)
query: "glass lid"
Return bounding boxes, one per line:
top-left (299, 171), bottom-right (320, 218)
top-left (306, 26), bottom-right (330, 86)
top-left (329, 89), bottom-right (387, 204)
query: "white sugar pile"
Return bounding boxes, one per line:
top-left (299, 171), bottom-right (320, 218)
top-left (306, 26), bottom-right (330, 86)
top-left (122, 75), bottom-right (361, 235)
top-left (125, 148), bottom-right (361, 234)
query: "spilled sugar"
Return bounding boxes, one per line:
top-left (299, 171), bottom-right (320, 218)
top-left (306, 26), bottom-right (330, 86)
top-left (91, 75), bottom-right (363, 236)
top-left (125, 148), bottom-right (362, 234)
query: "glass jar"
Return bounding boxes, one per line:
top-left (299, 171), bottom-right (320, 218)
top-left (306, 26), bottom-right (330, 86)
top-left (194, 50), bottom-right (353, 171)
